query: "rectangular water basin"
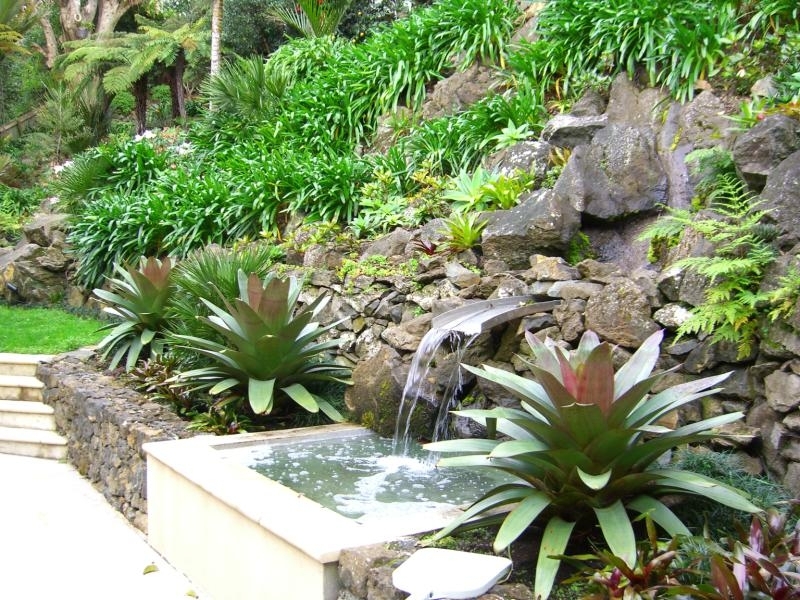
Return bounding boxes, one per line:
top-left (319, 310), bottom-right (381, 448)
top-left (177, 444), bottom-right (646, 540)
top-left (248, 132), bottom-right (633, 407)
top-left (144, 424), bottom-right (466, 600)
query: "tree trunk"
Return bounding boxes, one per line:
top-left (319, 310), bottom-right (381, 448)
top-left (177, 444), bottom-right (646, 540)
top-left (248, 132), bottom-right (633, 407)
top-left (58, 0), bottom-right (144, 41)
top-left (34, 17), bottom-right (59, 68)
top-left (210, 0), bottom-right (223, 76)
top-left (169, 50), bottom-right (186, 121)
top-left (132, 75), bottom-right (147, 135)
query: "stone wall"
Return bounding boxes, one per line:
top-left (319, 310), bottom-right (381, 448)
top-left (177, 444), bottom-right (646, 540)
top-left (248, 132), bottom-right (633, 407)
top-left (37, 351), bottom-right (195, 531)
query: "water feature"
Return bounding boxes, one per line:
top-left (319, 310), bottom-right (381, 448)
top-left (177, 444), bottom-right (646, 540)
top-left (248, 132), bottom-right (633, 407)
top-left (143, 297), bottom-right (561, 600)
top-left (226, 431), bottom-right (508, 524)
top-left (393, 297), bottom-right (560, 456)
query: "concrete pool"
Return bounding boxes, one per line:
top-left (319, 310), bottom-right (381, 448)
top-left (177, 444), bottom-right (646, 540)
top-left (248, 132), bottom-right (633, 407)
top-left (143, 424), bottom-right (468, 600)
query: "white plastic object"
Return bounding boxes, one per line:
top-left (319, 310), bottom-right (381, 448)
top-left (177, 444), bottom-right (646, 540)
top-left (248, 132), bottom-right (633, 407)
top-left (392, 547), bottom-right (512, 600)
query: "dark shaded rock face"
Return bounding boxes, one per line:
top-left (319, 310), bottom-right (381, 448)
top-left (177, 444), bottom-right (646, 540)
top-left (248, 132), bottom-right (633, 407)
top-left (733, 115), bottom-right (800, 191)
top-left (760, 151), bottom-right (800, 250)
top-left (560, 125), bottom-right (668, 221)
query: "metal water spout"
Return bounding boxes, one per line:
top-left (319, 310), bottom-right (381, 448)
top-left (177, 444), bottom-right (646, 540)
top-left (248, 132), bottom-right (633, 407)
top-left (430, 296), bottom-right (560, 335)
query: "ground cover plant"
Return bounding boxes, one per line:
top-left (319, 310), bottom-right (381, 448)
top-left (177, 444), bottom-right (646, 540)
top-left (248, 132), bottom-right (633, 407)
top-left (61, 0), bottom-right (525, 287)
top-left (0, 304), bottom-right (105, 353)
top-left (58, 0), bottom-right (800, 292)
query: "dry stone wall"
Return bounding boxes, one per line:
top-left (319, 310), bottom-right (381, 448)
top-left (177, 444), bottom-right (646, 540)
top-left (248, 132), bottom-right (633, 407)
top-left (37, 351), bottom-right (195, 531)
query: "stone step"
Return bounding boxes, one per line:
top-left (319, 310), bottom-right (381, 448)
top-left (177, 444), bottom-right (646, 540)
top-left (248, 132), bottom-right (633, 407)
top-left (0, 426), bottom-right (67, 460)
top-left (0, 353), bottom-right (53, 377)
top-left (0, 400), bottom-right (56, 430)
top-left (0, 375), bottom-right (44, 401)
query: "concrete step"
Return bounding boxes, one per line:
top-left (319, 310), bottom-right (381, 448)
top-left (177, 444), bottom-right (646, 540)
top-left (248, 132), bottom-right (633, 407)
top-left (0, 400), bottom-right (56, 430)
top-left (0, 426), bottom-right (67, 460)
top-left (0, 375), bottom-right (44, 401)
top-left (0, 353), bottom-right (53, 377)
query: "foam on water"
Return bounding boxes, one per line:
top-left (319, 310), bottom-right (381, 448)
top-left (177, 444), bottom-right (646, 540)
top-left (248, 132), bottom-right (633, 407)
top-left (227, 433), bottom-right (506, 521)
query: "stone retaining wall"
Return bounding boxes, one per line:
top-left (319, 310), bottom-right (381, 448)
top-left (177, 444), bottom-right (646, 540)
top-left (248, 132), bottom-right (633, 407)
top-left (37, 351), bottom-right (195, 531)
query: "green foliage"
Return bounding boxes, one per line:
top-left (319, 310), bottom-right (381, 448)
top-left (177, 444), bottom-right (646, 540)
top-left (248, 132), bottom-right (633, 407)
top-left (270, 0), bottom-right (352, 39)
top-left (506, 0), bottom-right (751, 103)
top-left (0, 183), bottom-right (44, 241)
top-left (640, 174), bottom-right (777, 359)
top-left (488, 120), bottom-right (535, 150)
top-left (24, 82), bottom-right (88, 163)
top-left (93, 257), bottom-right (175, 371)
top-left (201, 56), bottom-right (292, 121)
top-left (671, 449), bottom-right (792, 537)
top-left (171, 271), bottom-right (351, 420)
top-left (766, 267), bottom-right (800, 322)
top-left (222, 0), bottom-right (285, 56)
top-left (425, 330), bottom-right (759, 600)
top-left (442, 166), bottom-right (531, 213)
top-left (67, 0), bottom-right (526, 285)
top-left (438, 212), bottom-right (488, 254)
top-left (442, 167), bottom-right (497, 213)
top-left (266, 35), bottom-right (347, 81)
top-left (55, 134), bottom-right (174, 209)
top-left (168, 244), bottom-right (283, 363)
top-left (480, 172), bottom-right (532, 211)
top-left (565, 231), bottom-right (594, 265)
top-left (399, 90), bottom-right (546, 176)
top-left (338, 254), bottom-right (419, 280)
top-left (773, 30), bottom-right (800, 103)
top-left (0, 304), bottom-right (105, 353)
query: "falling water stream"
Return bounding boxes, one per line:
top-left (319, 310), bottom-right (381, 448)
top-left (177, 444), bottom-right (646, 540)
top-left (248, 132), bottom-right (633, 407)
top-left (392, 327), bottom-right (479, 457)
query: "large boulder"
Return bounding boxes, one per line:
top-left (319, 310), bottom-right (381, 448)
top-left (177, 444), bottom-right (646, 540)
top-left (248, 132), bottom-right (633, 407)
top-left (484, 141), bottom-right (551, 180)
top-left (677, 90), bottom-right (736, 148)
top-left (540, 113), bottom-right (608, 149)
top-left (421, 63), bottom-right (500, 120)
top-left (344, 346), bottom-right (427, 438)
top-left (760, 150), bottom-right (800, 250)
top-left (605, 74), bottom-right (670, 130)
top-left (733, 115), bottom-right (800, 191)
top-left (481, 189), bottom-right (581, 269)
top-left (555, 125), bottom-right (667, 220)
top-left (0, 243), bottom-right (72, 303)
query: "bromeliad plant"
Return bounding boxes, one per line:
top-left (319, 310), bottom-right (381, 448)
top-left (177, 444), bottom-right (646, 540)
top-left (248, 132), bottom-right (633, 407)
top-left (172, 271), bottom-right (350, 421)
top-left (94, 257), bottom-right (175, 371)
top-left (425, 329), bottom-right (761, 600)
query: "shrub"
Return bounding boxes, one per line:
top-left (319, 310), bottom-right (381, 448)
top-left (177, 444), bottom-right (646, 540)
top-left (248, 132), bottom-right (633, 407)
top-left (168, 244), bottom-right (284, 364)
top-left (172, 271), bottom-right (351, 421)
top-left (426, 329), bottom-right (760, 600)
top-left (94, 257), bottom-right (175, 371)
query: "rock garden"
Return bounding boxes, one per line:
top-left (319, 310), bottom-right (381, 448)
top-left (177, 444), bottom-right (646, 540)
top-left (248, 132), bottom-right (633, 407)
top-left (2, 0), bottom-right (800, 598)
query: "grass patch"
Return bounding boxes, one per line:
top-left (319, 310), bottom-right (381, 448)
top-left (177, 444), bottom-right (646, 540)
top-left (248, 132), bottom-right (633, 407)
top-left (0, 304), bottom-right (105, 354)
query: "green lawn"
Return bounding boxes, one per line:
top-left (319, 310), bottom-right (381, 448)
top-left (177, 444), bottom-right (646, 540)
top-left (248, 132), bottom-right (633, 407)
top-left (0, 304), bottom-right (106, 354)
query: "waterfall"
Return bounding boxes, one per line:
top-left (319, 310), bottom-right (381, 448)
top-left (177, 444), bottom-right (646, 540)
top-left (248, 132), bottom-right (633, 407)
top-left (392, 327), bottom-right (479, 456)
